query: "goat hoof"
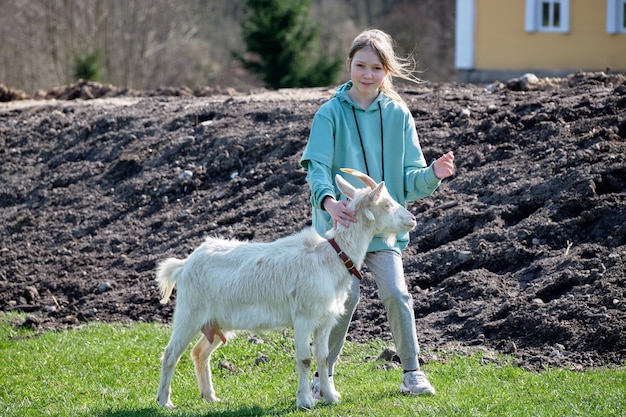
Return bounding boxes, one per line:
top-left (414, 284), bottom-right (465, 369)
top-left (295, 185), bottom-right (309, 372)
top-left (159, 400), bottom-right (176, 409)
top-left (297, 394), bottom-right (316, 409)
top-left (157, 394), bottom-right (175, 409)
top-left (202, 393), bottom-right (221, 403)
top-left (322, 393), bottom-right (340, 405)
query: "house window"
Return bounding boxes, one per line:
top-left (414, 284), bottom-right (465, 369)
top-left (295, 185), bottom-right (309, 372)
top-left (541, 1), bottom-right (561, 28)
top-left (607, 0), bottom-right (626, 33)
top-left (525, 0), bottom-right (570, 33)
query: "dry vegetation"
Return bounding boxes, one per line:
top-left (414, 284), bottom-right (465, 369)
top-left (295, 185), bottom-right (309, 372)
top-left (0, 0), bottom-right (455, 94)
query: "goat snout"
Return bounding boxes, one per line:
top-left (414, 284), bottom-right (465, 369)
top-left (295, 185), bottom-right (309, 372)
top-left (401, 212), bottom-right (417, 230)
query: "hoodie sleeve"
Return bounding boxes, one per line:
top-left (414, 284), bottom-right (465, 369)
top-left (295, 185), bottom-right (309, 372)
top-left (300, 108), bottom-right (337, 210)
top-left (304, 160), bottom-right (336, 210)
top-left (300, 109), bottom-right (335, 170)
top-left (403, 115), bottom-right (441, 201)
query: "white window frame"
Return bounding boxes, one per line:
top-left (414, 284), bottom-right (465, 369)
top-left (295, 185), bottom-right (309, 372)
top-left (607, 0), bottom-right (626, 33)
top-left (525, 0), bottom-right (570, 33)
top-left (455, 0), bottom-right (476, 69)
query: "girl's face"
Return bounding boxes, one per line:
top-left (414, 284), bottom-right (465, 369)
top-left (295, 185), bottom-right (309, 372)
top-left (348, 46), bottom-right (388, 99)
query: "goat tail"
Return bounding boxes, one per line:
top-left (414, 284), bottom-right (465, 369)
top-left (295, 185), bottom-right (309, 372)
top-left (156, 258), bottom-right (185, 304)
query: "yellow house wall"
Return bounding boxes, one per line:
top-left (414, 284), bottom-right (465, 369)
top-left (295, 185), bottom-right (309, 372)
top-left (474, 0), bottom-right (626, 72)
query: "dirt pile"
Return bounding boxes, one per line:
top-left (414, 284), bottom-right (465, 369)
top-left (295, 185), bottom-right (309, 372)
top-left (1, 73), bottom-right (625, 370)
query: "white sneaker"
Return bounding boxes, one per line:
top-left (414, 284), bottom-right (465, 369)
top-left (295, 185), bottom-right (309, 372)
top-left (400, 370), bottom-right (436, 395)
top-left (310, 374), bottom-right (341, 400)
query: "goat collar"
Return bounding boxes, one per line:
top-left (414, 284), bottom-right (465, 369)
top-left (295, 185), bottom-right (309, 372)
top-left (327, 238), bottom-right (363, 280)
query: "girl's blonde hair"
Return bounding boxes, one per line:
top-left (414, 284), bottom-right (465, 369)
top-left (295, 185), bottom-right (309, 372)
top-left (347, 29), bottom-right (423, 103)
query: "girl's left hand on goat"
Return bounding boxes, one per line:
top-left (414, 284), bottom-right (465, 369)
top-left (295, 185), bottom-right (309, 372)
top-left (323, 197), bottom-right (357, 229)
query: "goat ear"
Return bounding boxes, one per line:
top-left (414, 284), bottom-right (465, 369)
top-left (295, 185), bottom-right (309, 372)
top-left (369, 181), bottom-right (386, 203)
top-left (364, 208), bottom-right (375, 221)
top-left (336, 174), bottom-right (356, 199)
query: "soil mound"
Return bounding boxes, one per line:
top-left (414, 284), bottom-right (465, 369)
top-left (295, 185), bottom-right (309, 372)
top-left (1, 73), bottom-right (624, 370)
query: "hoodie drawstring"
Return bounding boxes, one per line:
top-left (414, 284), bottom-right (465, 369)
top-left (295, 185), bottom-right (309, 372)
top-left (351, 101), bottom-right (384, 181)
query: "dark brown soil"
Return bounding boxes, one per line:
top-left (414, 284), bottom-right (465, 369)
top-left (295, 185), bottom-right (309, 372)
top-left (1, 73), bottom-right (625, 371)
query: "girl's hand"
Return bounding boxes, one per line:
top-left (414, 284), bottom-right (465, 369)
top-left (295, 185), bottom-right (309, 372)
top-left (323, 197), bottom-right (357, 229)
top-left (433, 151), bottom-right (455, 179)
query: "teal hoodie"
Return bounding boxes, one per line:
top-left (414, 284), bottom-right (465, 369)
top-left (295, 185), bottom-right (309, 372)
top-left (300, 81), bottom-right (441, 253)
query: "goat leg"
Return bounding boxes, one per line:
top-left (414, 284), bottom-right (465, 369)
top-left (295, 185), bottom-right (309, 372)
top-left (157, 324), bottom-right (201, 408)
top-left (294, 319), bottom-right (316, 409)
top-left (312, 321), bottom-right (340, 404)
top-left (192, 335), bottom-right (222, 403)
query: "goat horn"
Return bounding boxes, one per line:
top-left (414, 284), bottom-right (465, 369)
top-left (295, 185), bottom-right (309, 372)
top-left (340, 168), bottom-right (378, 189)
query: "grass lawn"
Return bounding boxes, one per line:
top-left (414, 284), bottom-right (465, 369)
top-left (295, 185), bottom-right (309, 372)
top-left (0, 312), bottom-right (624, 416)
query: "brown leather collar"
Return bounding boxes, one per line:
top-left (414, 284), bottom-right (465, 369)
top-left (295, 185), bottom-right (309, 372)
top-left (328, 238), bottom-right (363, 280)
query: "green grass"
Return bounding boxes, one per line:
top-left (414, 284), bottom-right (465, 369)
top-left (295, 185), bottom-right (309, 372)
top-left (1, 312), bottom-right (624, 417)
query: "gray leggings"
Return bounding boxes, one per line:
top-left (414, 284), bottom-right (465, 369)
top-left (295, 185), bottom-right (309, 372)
top-left (326, 250), bottom-right (420, 375)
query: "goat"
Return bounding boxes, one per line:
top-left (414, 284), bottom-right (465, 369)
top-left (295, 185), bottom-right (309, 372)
top-left (155, 168), bottom-right (417, 409)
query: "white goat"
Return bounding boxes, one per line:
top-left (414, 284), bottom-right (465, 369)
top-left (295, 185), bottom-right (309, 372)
top-left (155, 168), bottom-right (416, 409)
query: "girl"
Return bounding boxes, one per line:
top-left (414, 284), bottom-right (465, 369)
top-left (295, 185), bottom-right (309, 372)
top-left (300, 29), bottom-right (455, 399)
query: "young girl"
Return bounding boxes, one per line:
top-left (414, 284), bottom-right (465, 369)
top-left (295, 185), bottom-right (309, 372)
top-left (300, 29), bottom-right (455, 398)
